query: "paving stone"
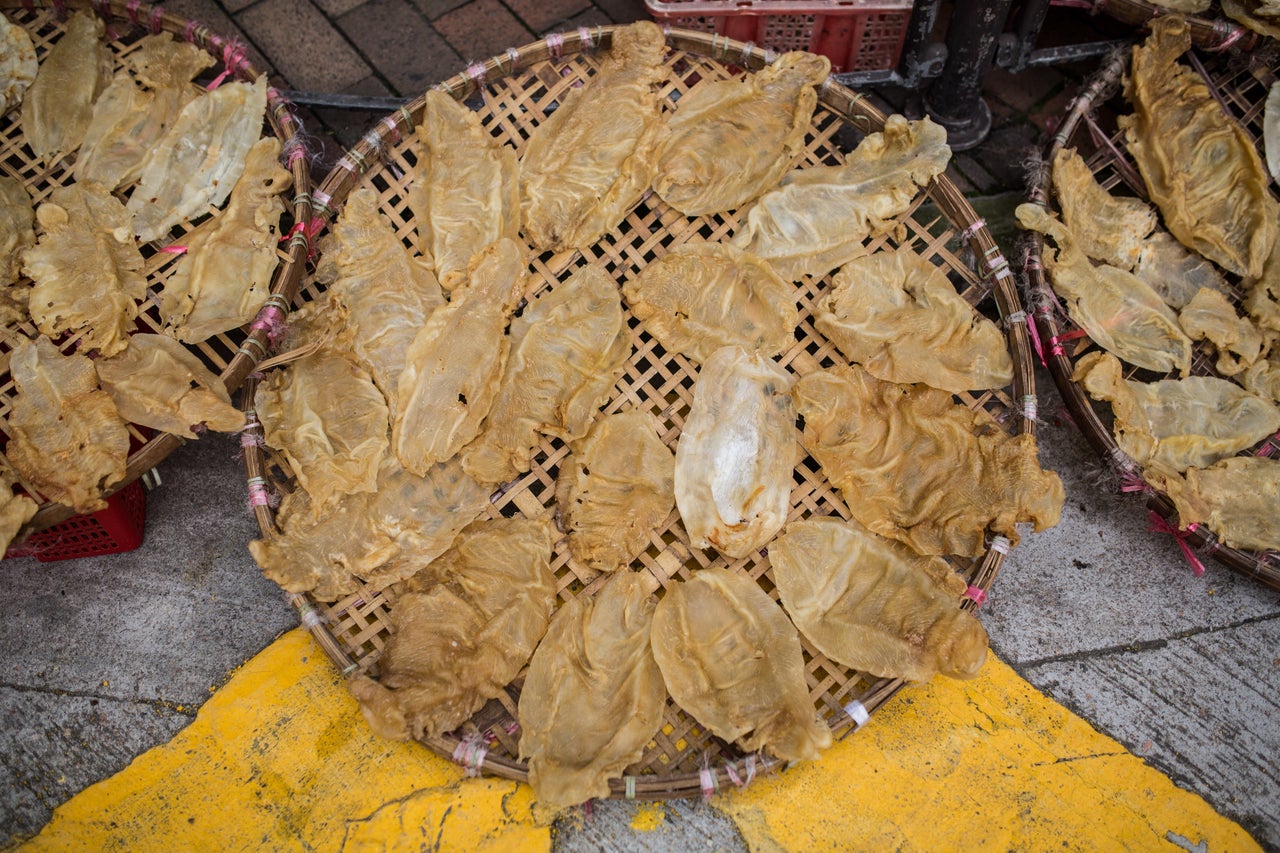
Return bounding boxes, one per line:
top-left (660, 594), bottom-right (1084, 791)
top-left (592, 0), bottom-right (650, 24)
top-left (314, 0), bottom-right (367, 18)
top-left (563, 6), bottom-right (614, 32)
top-left (985, 64), bottom-right (1065, 113)
top-left (433, 0), bottom-right (534, 60)
top-left (157, 0), bottom-right (273, 76)
top-left (217, 0), bottom-right (260, 15)
top-left (337, 0), bottom-right (462, 96)
top-left (412, 0), bottom-right (471, 18)
top-left (505, 0), bottom-right (592, 34)
top-left (971, 123), bottom-right (1040, 194)
top-left (237, 0), bottom-right (371, 91)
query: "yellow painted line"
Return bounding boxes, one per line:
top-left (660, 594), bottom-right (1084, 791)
top-left (18, 629), bottom-right (1258, 852)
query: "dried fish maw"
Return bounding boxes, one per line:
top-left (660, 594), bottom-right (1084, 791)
top-left (653, 51), bottom-right (829, 216)
top-left (674, 346), bottom-right (797, 559)
top-left (518, 571), bottom-right (666, 816)
top-left (1178, 287), bottom-right (1265, 376)
top-left (1134, 230), bottom-right (1230, 310)
top-left (555, 410), bottom-right (675, 572)
top-left (0, 13), bottom-right (37, 114)
top-left (20, 11), bottom-right (110, 162)
top-left (1051, 147), bottom-right (1156, 269)
top-left (622, 241), bottom-right (798, 363)
top-left (0, 460), bottom-right (38, 553)
top-left (1119, 16), bottom-right (1279, 278)
top-left (95, 334), bottom-right (244, 438)
top-left (408, 90), bottom-right (518, 290)
top-left (1267, 82), bottom-right (1280, 182)
top-left (23, 182), bottom-right (145, 357)
top-left (770, 516), bottom-right (987, 682)
top-left (123, 32), bottom-right (215, 89)
top-left (650, 567), bottom-right (831, 762)
top-left (127, 76), bottom-right (268, 243)
top-left (1241, 355), bottom-right (1280, 405)
top-left (0, 174), bottom-right (34, 298)
top-left (793, 363), bottom-right (1064, 557)
top-left (815, 246), bottom-right (1013, 394)
top-left (1145, 458), bottom-right (1280, 552)
top-left (4, 337), bottom-right (128, 513)
top-left (462, 263), bottom-right (629, 484)
top-left (732, 115), bottom-right (950, 281)
top-left (1223, 0), bottom-right (1280, 38)
top-left (520, 21), bottom-right (668, 252)
top-left (353, 517), bottom-right (556, 741)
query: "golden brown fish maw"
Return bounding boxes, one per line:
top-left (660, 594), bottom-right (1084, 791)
top-left (651, 567), bottom-right (831, 762)
top-left (653, 51), bottom-right (830, 216)
top-left (0, 174), bottom-right (34, 296)
top-left (674, 346), bottom-right (797, 559)
top-left (0, 13), bottom-right (37, 114)
top-left (4, 337), bottom-right (128, 514)
top-left (520, 21), bottom-right (668, 252)
top-left (1051, 147), bottom-right (1156, 269)
top-left (1119, 16), bottom-right (1279, 278)
top-left (462, 263), bottom-right (629, 485)
top-left (731, 115), bottom-right (950, 282)
top-left (815, 247), bottom-right (1013, 394)
top-left (770, 516), bottom-right (988, 682)
top-left (20, 11), bottom-right (110, 162)
top-left (1145, 457), bottom-right (1280, 552)
top-left (0, 460), bottom-right (38, 554)
top-left (518, 570), bottom-right (666, 817)
top-left (23, 182), bottom-right (145, 357)
top-left (354, 517), bottom-right (556, 741)
top-left (1222, 0), bottom-right (1280, 39)
top-left (793, 364), bottom-right (1064, 557)
top-left (622, 241), bottom-right (798, 363)
top-left (555, 410), bottom-right (675, 572)
top-left (1134, 230), bottom-right (1231, 311)
top-left (1178, 288), bottom-right (1265, 376)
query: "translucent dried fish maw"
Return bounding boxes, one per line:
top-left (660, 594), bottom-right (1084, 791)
top-left (407, 90), bottom-right (518, 291)
top-left (462, 263), bottom-right (629, 485)
top-left (0, 174), bottom-right (34, 298)
top-left (622, 241), bottom-right (798, 363)
top-left (1178, 288), bottom-right (1265, 376)
top-left (1145, 458), bottom-right (1280, 552)
top-left (520, 21), bottom-right (667, 253)
top-left (123, 31), bottom-right (215, 90)
top-left (350, 517), bottom-right (555, 741)
top-left (1267, 82), bottom-right (1280, 182)
top-left (1119, 16), bottom-right (1279, 278)
top-left (127, 76), bottom-right (268, 243)
top-left (814, 246), bottom-right (1013, 394)
top-left (650, 567), bottom-right (831, 762)
top-left (1016, 203), bottom-right (1191, 374)
top-left (0, 13), bottom-right (37, 114)
top-left (793, 363), bottom-right (1064, 557)
top-left (674, 345), bottom-right (797, 559)
top-left (0, 460), bottom-right (38, 553)
top-left (20, 11), bottom-right (110, 162)
top-left (4, 337), bottom-right (128, 514)
top-left (653, 52), bottom-right (830, 216)
top-left (770, 516), bottom-right (988, 682)
top-left (1134, 230), bottom-right (1230, 310)
top-left (95, 334), bottom-right (244, 439)
top-left (393, 238), bottom-right (525, 477)
top-left (1051, 147), bottom-right (1156, 269)
top-left (23, 181), bottom-right (146, 357)
top-left (518, 570), bottom-right (666, 816)
top-left (731, 115), bottom-right (950, 281)
top-left (554, 410), bottom-right (675, 572)
top-left (1241, 355), bottom-right (1280, 405)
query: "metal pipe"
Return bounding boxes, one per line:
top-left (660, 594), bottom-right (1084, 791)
top-left (922, 0), bottom-right (1016, 150)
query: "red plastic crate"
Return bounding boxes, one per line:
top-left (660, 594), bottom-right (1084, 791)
top-left (4, 480), bottom-right (147, 562)
top-left (645, 0), bottom-right (913, 73)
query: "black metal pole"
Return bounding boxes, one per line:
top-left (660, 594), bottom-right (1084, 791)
top-left (922, 0), bottom-right (1015, 151)
top-left (896, 0), bottom-right (946, 89)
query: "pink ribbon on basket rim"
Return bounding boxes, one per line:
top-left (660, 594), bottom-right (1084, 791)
top-left (1147, 511), bottom-right (1206, 578)
top-left (452, 733), bottom-right (488, 778)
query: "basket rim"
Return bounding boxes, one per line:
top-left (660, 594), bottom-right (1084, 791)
top-left (1094, 0), bottom-right (1266, 53)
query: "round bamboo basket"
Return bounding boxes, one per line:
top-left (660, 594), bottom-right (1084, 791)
top-left (1092, 0), bottom-right (1266, 51)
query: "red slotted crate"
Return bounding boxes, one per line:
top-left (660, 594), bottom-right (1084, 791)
top-left (4, 481), bottom-right (147, 562)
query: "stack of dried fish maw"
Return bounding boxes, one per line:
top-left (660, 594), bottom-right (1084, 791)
top-left (674, 346), bottom-right (797, 559)
top-left (731, 115), bottom-right (950, 281)
top-left (1178, 288), bottom-right (1266, 377)
top-left (815, 246), bottom-right (1013, 394)
top-left (1145, 458), bottom-right (1280, 552)
top-left (1134, 231), bottom-right (1230, 310)
top-left (1223, 0), bottom-right (1280, 39)
top-left (651, 567), bottom-right (832, 762)
top-left (20, 11), bottom-right (110, 162)
top-left (0, 459), bottom-right (37, 553)
top-left (519, 20), bottom-right (668, 253)
top-left (621, 241), bottom-right (798, 363)
top-left (770, 516), bottom-right (988, 682)
top-left (652, 51), bottom-right (829, 216)
top-left (1052, 147), bottom-right (1156, 270)
top-left (0, 13), bottom-right (37, 115)
top-left (349, 517), bottom-right (556, 741)
top-left (408, 90), bottom-right (518, 290)
top-left (0, 175), bottom-right (34, 323)
top-left (518, 570), bottom-right (667, 817)
top-left (794, 363), bottom-right (1064, 557)
top-left (23, 181), bottom-right (146, 357)
top-left (3, 337), bottom-right (128, 514)
top-left (461, 263), bottom-right (629, 485)
top-left (554, 410), bottom-right (675, 572)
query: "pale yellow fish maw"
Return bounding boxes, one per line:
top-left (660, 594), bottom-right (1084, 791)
top-left (95, 333), bottom-right (245, 439)
top-left (20, 11), bottom-right (110, 161)
top-left (461, 263), bottom-right (629, 485)
top-left (393, 238), bottom-right (525, 477)
top-left (1178, 287), bottom-right (1265, 376)
top-left (1016, 203), bottom-right (1191, 374)
top-left (1245, 235), bottom-right (1280, 339)
top-left (1052, 146), bottom-right (1156, 269)
top-left (769, 516), bottom-right (988, 682)
top-left (731, 115), bottom-right (950, 282)
top-left (0, 460), bottom-right (37, 553)
top-left (1119, 16), bottom-right (1279, 278)
top-left (127, 76), bottom-right (268, 243)
top-left (350, 517), bottom-right (556, 741)
top-left (1073, 351), bottom-right (1280, 472)
top-left (554, 410), bottom-right (675, 572)
top-left (650, 567), bottom-right (832, 762)
top-left (1145, 457), bottom-right (1280, 552)
top-left (1134, 229), bottom-right (1231, 310)
top-left (3, 337), bottom-right (128, 514)
top-left (1241, 353), bottom-right (1280, 404)
top-left (0, 13), bottom-right (37, 114)
top-left (653, 51), bottom-right (830, 216)
top-left (519, 21), bottom-right (668, 252)
top-left (123, 31), bottom-right (215, 89)
top-left (408, 89), bottom-right (518, 291)
top-left (518, 570), bottom-right (666, 818)
top-left (815, 246), bottom-right (1013, 394)
top-left (621, 241), bottom-right (798, 363)
top-left (793, 363), bottom-right (1064, 557)
top-left (0, 174), bottom-right (34, 300)
top-left (23, 181), bottom-right (145, 357)
top-left (674, 345), bottom-right (797, 559)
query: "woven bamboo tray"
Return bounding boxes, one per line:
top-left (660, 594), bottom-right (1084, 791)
top-left (242, 26), bottom-right (1040, 801)
top-left (1089, 0), bottom-right (1267, 51)
top-left (0, 0), bottom-right (313, 539)
top-left (1024, 45), bottom-right (1280, 591)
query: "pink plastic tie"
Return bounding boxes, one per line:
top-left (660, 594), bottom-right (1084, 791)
top-left (546, 31), bottom-right (565, 60)
top-left (1049, 328), bottom-right (1088, 357)
top-left (159, 245), bottom-right (188, 256)
top-left (451, 734), bottom-right (487, 777)
top-left (964, 586), bottom-right (987, 607)
top-left (699, 767), bottom-right (716, 802)
top-left (1148, 512), bottom-right (1206, 578)
top-left (125, 0), bottom-right (143, 25)
top-left (958, 217), bottom-right (986, 243)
